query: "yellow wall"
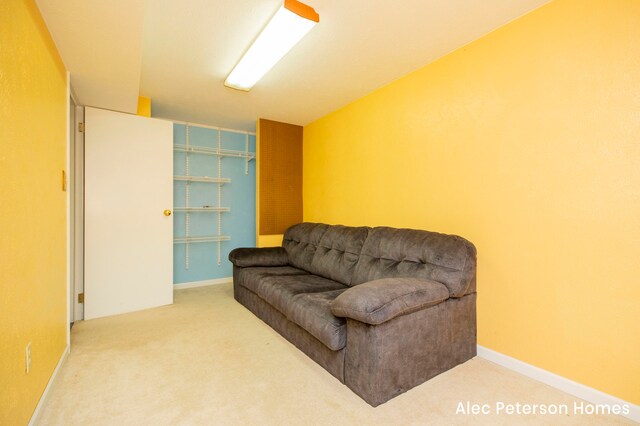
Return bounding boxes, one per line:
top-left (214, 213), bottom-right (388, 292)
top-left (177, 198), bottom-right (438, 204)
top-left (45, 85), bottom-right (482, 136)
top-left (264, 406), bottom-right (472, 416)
top-left (257, 234), bottom-right (284, 248)
top-left (137, 96), bottom-right (151, 117)
top-left (0, 0), bottom-right (68, 423)
top-left (304, 0), bottom-right (640, 404)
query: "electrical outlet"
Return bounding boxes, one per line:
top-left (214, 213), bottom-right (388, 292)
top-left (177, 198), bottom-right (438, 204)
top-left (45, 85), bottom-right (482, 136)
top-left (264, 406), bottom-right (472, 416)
top-left (25, 342), bottom-right (32, 374)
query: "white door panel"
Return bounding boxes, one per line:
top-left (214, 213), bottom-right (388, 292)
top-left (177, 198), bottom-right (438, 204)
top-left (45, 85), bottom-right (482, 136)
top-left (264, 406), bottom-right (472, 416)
top-left (85, 107), bottom-right (173, 319)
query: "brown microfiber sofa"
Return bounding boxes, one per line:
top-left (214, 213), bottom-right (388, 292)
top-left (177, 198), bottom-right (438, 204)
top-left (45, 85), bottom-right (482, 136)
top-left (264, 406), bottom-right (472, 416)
top-left (229, 223), bottom-right (477, 406)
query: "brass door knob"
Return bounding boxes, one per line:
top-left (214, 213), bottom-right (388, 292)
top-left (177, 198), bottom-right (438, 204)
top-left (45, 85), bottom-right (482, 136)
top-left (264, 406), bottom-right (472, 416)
top-left (163, 209), bottom-right (172, 216)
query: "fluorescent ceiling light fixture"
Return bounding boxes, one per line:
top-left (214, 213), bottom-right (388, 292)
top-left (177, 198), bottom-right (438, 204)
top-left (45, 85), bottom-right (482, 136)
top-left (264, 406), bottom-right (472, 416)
top-left (225, 0), bottom-right (319, 91)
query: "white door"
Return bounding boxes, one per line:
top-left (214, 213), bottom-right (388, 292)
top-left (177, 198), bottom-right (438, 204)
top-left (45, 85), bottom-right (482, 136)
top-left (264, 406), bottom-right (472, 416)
top-left (85, 107), bottom-right (173, 319)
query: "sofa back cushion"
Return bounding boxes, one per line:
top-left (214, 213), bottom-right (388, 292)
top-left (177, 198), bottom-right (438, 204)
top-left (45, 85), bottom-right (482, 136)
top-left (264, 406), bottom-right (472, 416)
top-left (282, 223), bottom-right (329, 272)
top-left (310, 225), bottom-right (370, 285)
top-left (352, 227), bottom-right (476, 298)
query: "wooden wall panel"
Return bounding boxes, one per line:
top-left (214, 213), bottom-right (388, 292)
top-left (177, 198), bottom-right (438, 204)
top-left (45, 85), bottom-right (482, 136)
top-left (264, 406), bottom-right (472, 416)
top-left (258, 119), bottom-right (302, 235)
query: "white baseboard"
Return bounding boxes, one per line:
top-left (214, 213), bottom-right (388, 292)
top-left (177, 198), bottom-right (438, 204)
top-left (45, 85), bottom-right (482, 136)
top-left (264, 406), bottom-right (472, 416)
top-left (173, 277), bottom-right (233, 290)
top-left (476, 345), bottom-right (639, 423)
top-left (29, 345), bottom-right (69, 426)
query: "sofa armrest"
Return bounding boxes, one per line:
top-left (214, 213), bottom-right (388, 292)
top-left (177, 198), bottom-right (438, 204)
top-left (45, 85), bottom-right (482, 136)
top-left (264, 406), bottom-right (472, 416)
top-left (331, 278), bottom-right (449, 325)
top-left (228, 247), bottom-right (289, 268)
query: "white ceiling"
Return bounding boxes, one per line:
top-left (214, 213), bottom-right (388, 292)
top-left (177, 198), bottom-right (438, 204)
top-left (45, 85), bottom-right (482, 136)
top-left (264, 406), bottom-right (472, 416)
top-left (36, 0), bottom-right (145, 114)
top-left (38, 0), bottom-right (549, 131)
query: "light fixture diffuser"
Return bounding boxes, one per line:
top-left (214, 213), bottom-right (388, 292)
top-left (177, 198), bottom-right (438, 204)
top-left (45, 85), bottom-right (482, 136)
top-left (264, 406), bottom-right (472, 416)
top-left (225, 0), bottom-right (319, 91)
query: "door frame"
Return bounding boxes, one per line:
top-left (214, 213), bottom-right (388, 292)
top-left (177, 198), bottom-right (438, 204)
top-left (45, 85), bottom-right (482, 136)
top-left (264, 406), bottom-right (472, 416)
top-left (68, 92), bottom-right (75, 327)
top-left (73, 105), bottom-right (85, 322)
top-left (68, 82), bottom-right (85, 329)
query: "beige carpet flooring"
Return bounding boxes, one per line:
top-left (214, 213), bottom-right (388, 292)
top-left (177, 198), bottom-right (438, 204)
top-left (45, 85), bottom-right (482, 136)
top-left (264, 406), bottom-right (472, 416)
top-left (36, 284), bottom-right (631, 425)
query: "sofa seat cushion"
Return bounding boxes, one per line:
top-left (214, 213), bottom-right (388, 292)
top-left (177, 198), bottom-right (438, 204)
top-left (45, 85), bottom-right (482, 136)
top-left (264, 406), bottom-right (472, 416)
top-left (254, 274), bottom-right (347, 316)
top-left (287, 290), bottom-right (348, 351)
top-left (237, 266), bottom-right (309, 295)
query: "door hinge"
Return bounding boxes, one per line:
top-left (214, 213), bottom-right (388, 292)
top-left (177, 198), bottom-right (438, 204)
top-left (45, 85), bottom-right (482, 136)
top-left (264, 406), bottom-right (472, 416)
top-left (78, 293), bottom-right (84, 303)
top-left (78, 122), bottom-right (85, 133)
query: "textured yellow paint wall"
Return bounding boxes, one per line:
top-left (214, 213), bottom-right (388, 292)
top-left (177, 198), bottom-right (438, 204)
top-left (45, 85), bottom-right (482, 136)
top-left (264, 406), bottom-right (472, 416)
top-left (304, 0), bottom-right (640, 404)
top-left (0, 0), bottom-right (68, 423)
top-left (257, 234), bottom-right (284, 248)
top-left (137, 96), bottom-right (151, 117)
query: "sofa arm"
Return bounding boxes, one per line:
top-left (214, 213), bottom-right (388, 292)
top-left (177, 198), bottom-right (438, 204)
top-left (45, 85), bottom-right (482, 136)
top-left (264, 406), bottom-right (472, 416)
top-left (331, 278), bottom-right (449, 325)
top-left (228, 247), bottom-right (289, 267)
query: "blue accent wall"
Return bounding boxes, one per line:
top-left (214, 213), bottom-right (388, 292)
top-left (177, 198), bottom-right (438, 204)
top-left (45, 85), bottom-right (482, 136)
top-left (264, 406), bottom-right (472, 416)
top-left (173, 124), bottom-right (256, 284)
